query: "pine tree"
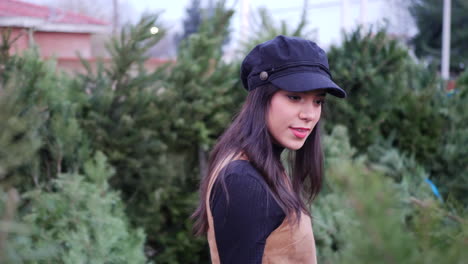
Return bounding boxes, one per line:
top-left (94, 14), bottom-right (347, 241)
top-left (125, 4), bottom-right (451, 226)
top-left (19, 152), bottom-right (147, 263)
top-left (0, 29), bottom-right (85, 262)
top-left (163, 2), bottom-right (239, 164)
top-left (409, 0), bottom-right (468, 73)
top-left (75, 13), bottom-right (182, 260)
top-left (175, 0), bottom-right (231, 49)
top-left (0, 28), bottom-right (92, 189)
top-left (0, 27), bottom-right (147, 263)
top-left (314, 125), bottom-right (468, 263)
top-left (240, 1), bottom-right (314, 53)
top-left (325, 27), bottom-right (445, 169)
top-left (151, 3), bottom-right (240, 261)
top-left (182, 0), bottom-right (202, 40)
top-left (0, 62), bottom-right (43, 189)
top-left (325, 26), bottom-right (468, 204)
top-left (76, 12), bottom-right (230, 261)
top-left (433, 72), bottom-right (468, 204)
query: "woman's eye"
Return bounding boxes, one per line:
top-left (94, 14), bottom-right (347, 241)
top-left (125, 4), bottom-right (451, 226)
top-left (315, 99), bottom-right (325, 105)
top-left (287, 95), bottom-right (301, 101)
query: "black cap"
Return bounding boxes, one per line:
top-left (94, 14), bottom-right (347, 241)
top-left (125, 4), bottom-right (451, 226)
top-left (241, 35), bottom-right (346, 98)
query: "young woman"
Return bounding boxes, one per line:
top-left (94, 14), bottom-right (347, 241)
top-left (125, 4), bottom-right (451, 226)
top-left (192, 35), bottom-right (346, 263)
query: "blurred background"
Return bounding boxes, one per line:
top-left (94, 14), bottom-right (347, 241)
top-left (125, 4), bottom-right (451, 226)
top-left (0, 0), bottom-right (467, 263)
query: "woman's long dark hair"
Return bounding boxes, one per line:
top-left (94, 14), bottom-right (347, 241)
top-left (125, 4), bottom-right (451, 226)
top-left (191, 84), bottom-right (323, 236)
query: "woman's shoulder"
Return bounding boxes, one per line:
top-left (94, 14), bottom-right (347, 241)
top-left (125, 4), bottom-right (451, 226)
top-left (211, 160), bottom-right (283, 216)
top-left (221, 160), bottom-right (265, 185)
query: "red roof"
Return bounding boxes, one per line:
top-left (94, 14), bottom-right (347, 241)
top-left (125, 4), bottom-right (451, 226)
top-left (0, 0), bottom-right (107, 25)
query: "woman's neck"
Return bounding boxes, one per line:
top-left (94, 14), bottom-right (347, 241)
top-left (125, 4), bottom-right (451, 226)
top-left (273, 143), bottom-right (285, 160)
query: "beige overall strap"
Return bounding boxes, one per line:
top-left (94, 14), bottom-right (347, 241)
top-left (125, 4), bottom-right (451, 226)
top-left (205, 154), bottom-right (241, 263)
top-left (206, 172), bottom-right (221, 264)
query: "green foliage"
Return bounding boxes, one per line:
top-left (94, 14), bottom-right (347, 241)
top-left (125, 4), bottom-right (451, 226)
top-left (326, 27), bottom-right (432, 152)
top-left (432, 81), bottom-right (468, 203)
top-left (0, 35), bottom-right (91, 189)
top-left (77, 11), bottom-right (236, 261)
top-left (20, 152), bottom-right (147, 263)
top-left (0, 70), bottom-right (43, 188)
top-left (326, 26), bottom-right (405, 147)
top-left (3, 152), bottom-right (148, 263)
top-left (0, 187), bottom-right (58, 263)
top-left (323, 26), bottom-right (468, 201)
top-left (149, 3), bottom-right (240, 262)
top-left (409, 0), bottom-right (468, 72)
top-left (163, 4), bottom-right (241, 153)
top-left (1, 2), bottom-right (468, 262)
top-left (0, 33), bottom-right (73, 262)
top-left (0, 27), bottom-right (148, 263)
top-left (76, 14), bottom-right (189, 262)
top-left (240, 0), bottom-right (314, 54)
top-left (315, 125), bottom-right (468, 263)
top-left (178, 0), bottom-right (202, 47)
top-left (457, 68), bottom-right (468, 89)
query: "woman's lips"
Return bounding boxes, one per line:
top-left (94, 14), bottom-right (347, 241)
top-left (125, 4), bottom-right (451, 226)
top-left (289, 127), bottom-right (309, 139)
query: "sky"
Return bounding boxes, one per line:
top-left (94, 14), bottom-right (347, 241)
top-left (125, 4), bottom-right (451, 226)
top-left (23, 0), bottom-right (416, 52)
top-left (130, 0), bottom-right (416, 49)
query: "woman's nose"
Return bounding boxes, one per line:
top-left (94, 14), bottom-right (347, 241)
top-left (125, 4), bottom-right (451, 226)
top-left (298, 104), bottom-right (321, 121)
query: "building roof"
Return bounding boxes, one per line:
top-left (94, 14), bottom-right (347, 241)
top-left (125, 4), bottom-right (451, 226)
top-left (0, 0), bottom-right (108, 33)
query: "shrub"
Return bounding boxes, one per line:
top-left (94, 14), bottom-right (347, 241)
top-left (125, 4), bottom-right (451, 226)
top-left (19, 152), bottom-right (147, 263)
top-left (314, 125), bottom-right (468, 263)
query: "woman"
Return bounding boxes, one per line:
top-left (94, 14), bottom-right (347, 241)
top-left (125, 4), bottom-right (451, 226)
top-left (192, 35), bottom-right (346, 263)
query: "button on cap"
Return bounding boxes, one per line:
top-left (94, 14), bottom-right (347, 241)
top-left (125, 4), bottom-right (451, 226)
top-left (260, 71), bottom-right (268, 81)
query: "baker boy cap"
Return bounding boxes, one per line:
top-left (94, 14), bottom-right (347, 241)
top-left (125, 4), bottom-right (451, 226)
top-left (241, 35), bottom-right (347, 98)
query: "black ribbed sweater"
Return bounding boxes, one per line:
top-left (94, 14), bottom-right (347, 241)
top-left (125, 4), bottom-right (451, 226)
top-left (209, 159), bottom-right (286, 263)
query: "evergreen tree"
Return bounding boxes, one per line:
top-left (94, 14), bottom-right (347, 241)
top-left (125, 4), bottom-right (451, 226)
top-left (409, 0), bottom-right (468, 73)
top-left (0, 29), bottom-right (147, 262)
top-left (183, 0), bottom-right (202, 40)
top-left (176, 0), bottom-right (231, 50)
top-left (19, 152), bottom-right (147, 263)
top-left (77, 7), bottom-right (238, 261)
top-left (0, 65), bottom-right (54, 260)
top-left (314, 125), bottom-right (468, 263)
top-left (325, 26), bottom-right (445, 160)
top-left (76, 13), bottom-right (181, 261)
top-left (0, 60), bottom-right (43, 189)
top-left (0, 30), bottom-right (84, 262)
top-left (0, 187), bottom-right (59, 262)
top-left (163, 2), bottom-right (239, 168)
top-left (76, 11), bottom-right (234, 261)
top-left (240, 1), bottom-right (314, 53)
top-left (152, 3), bottom-right (240, 261)
top-left (174, 0), bottom-right (204, 48)
top-left (326, 26), bottom-right (468, 204)
top-left (433, 71), bottom-right (468, 204)
top-left (0, 28), bottom-right (92, 189)
top-left (2, 2), bottom-right (466, 262)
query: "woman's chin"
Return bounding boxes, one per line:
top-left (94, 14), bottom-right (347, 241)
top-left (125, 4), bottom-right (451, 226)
top-left (281, 141), bottom-right (306, 151)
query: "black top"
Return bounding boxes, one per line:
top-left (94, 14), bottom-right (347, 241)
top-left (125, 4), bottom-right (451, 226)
top-left (210, 160), bottom-right (286, 263)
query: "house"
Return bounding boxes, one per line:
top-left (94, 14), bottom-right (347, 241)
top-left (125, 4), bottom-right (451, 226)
top-left (0, 0), bottom-right (167, 73)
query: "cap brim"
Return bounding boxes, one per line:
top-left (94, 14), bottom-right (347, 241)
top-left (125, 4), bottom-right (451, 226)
top-left (270, 72), bottom-right (347, 98)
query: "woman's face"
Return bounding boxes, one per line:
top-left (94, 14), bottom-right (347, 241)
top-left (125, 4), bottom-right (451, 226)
top-left (267, 89), bottom-right (325, 150)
